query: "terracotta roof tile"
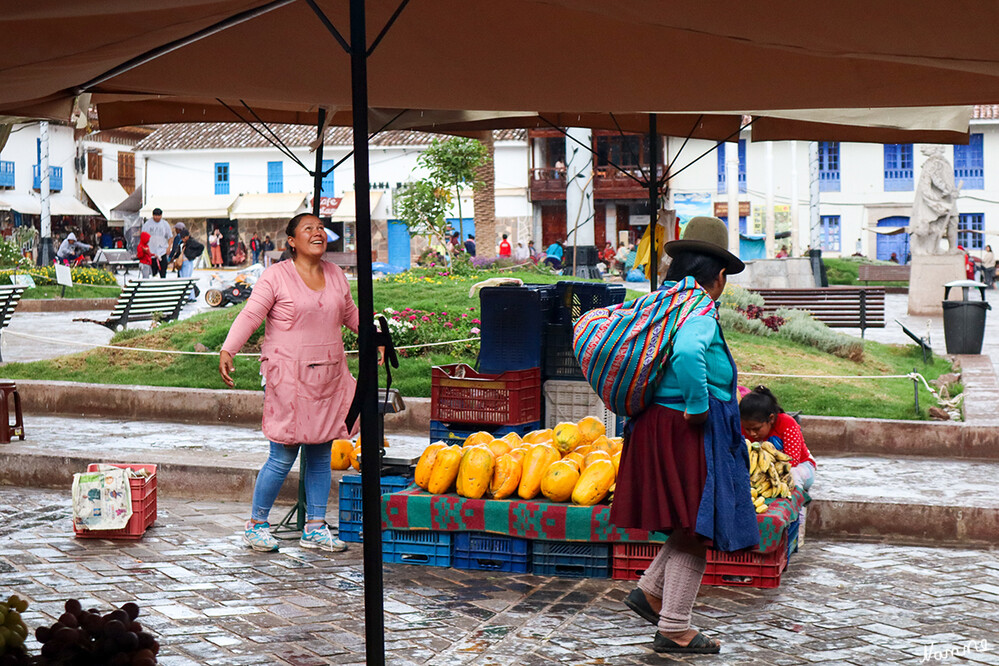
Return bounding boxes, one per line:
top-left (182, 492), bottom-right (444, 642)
top-left (973, 104), bottom-right (999, 120)
top-left (135, 123), bottom-right (524, 152)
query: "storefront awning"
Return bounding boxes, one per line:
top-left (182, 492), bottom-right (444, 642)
top-left (80, 178), bottom-right (129, 220)
top-left (329, 191), bottom-right (382, 221)
top-left (229, 192), bottom-right (309, 219)
top-left (139, 194), bottom-right (236, 219)
top-left (0, 193), bottom-right (100, 216)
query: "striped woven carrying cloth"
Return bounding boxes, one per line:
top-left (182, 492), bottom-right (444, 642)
top-left (572, 276), bottom-right (717, 417)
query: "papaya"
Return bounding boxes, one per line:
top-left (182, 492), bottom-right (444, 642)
top-left (611, 450), bottom-right (622, 475)
top-left (349, 445), bottom-right (362, 471)
top-left (415, 442), bottom-right (446, 489)
top-left (553, 422), bottom-right (583, 454)
top-left (577, 415), bottom-right (606, 443)
top-left (499, 431), bottom-right (523, 447)
top-left (457, 446), bottom-right (495, 499)
top-left (589, 435), bottom-right (614, 454)
top-left (464, 431), bottom-right (494, 448)
top-left (573, 444), bottom-right (593, 456)
top-left (583, 449), bottom-right (613, 470)
top-left (522, 428), bottom-right (554, 444)
top-left (330, 439), bottom-right (354, 471)
top-left (489, 453), bottom-right (522, 499)
top-left (427, 445), bottom-right (462, 494)
top-left (572, 458), bottom-right (616, 506)
top-left (518, 442), bottom-right (560, 499)
top-left (562, 451), bottom-right (585, 469)
top-left (507, 447), bottom-right (528, 465)
top-left (608, 436), bottom-right (624, 455)
top-left (540, 460), bottom-right (581, 502)
top-left (487, 439), bottom-right (511, 458)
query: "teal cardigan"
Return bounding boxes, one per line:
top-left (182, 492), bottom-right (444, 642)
top-left (652, 312), bottom-right (733, 414)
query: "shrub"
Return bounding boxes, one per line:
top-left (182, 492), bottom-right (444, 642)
top-left (719, 283), bottom-right (765, 310)
top-left (0, 240), bottom-right (30, 269)
top-left (773, 308), bottom-right (864, 361)
top-left (342, 306), bottom-right (480, 357)
top-left (719, 308), bottom-right (773, 337)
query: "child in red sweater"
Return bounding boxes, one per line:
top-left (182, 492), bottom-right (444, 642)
top-left (739, 386), bottom-right (816, 490)
top-left (136, 231), bottom-right (154, 278)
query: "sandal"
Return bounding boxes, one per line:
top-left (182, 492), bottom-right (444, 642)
top-left (623, 588), bottom-right (658, 625)
top-left (653, 631), bottom-right (721, 654)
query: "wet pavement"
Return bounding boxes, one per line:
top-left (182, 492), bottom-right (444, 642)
top-left (2, 487), bottom-right (998, 665)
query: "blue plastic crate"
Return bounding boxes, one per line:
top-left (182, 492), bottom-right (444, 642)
top-left (382, 530), bottom-right (452, 567)
top-left (338, 474), bottom-right (412, 543)
top-left (531, 541), bottom-right (610, 578)
top-left (786, 518), bottom-right (800, 560)
top-left (429, 420), bottom-right (541, 445)
top-left (478, 284), bottom-right (556, 374)
top-left (453, 532), bottom-right (531, 573)
top-left (554, 282), bottom-right (626, 326)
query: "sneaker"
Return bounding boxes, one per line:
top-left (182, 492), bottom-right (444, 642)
top-left (243, 521), bottom-right (279, 552)
top-left (300, 524), bottom-right (347, 552)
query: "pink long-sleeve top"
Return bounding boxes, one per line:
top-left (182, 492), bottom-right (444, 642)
top-left (222, 259), bottom-right (359, 445)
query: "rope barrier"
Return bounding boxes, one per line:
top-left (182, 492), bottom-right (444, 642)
top-left (740, 370), bottom-right (941, 396)
top-left (1, 329), bottom-right (479, 358)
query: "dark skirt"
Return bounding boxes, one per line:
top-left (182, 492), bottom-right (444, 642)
top-left (609, 405), bottom-right (707, 537)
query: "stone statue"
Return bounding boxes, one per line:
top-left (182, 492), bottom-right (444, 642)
top-left (910, 146), bottom-right (960, 255)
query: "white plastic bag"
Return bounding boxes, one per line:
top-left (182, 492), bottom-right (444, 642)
top-left (72, 466), bottom-right (132, 531)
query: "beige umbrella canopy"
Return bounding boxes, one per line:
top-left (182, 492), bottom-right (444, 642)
top-left (3, 0), bottom-right (999, 119)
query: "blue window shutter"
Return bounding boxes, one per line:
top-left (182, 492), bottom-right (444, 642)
top-left (958, 213), bottom-right (984, 250)
top-left (819, 215), bottom-right (841, 252)
top-left (215, 162), bottom-right (229, 195)
top-left (955, 134), bottom-right (984, 189)
top-left (819, 142), bottom-right (841, 192)
top-left (321, 159), bottom-right (335, 197)
top-left (267, 161), bottom-right (283, 193)
top-left (884, 144), bottom-right (913, 192)
top-left (738, 139), bottom-right (747, 193)
top-left (717, 143), bottom-right (726, 194)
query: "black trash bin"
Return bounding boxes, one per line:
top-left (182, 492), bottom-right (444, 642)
top-left (942, 279), bottom-right (991, 354)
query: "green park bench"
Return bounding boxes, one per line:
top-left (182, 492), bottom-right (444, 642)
top-left (74, 278), bottom-right (198, 331)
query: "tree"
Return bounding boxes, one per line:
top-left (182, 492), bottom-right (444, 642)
top-left (472, 131), bottom-right (496, 259)
top-left (393, 179), bottom-right (451, 263)
top-left (417, 137), bottom-right (490, 246)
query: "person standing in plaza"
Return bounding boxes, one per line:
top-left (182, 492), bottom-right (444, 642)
top-left (176, 229), bottom-right (204, 302)
top-left (249, 232), bottom-right (261, 265)
top-left (464, 234), bottom-right (476, 256)
top-left (611, 217), bottom-right (757, 655)
top-left (209, 227), bottom-right (224, 268)
top-left (219, 213), bottom-right (358, 553)
top-left (498, 233), bottom-right (512, 257)
top-left (142, 208), bottom-right (172, 277)
top-left (983, 244), bottom-right (995, 289)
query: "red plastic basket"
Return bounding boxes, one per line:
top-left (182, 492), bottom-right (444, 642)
top-left (430, 364), bottom-right (541, 425)
top-left (74, 464), bottom-right (157, 540)
top-left (701, 533), bottom-right (788, 588)
top-left (611, 543), bottom-right (661, 581)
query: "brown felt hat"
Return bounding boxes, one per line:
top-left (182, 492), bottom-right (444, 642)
top-left (665, 216), bottom-right (745, 275)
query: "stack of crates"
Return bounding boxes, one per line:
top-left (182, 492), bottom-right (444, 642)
top-left (337, 474), bottom-right (412, 543)
top-left (542, 282), bottom-right (626, 436)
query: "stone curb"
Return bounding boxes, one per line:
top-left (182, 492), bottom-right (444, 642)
top-left (7, 379), bottom-right (431, 434)
top-left (16, 298), bottom-right (119, 312)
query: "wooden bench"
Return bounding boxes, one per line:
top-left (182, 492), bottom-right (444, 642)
top-left (858, 263), bottom-right (911, 284)
top-left (0, 285), bottom-right (27, 362)
top-left (94, 248), bottom-right (140, 277)
top-left (749, 287), bottom-right (886, 338)
top-left (323, 251), bottom-right (357, 275)
top-left (74, 278), bottom-right (197, 331)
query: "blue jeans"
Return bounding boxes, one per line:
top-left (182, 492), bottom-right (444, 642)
top-left (250, 442), bottom-right (332, 522)
top-left (178, 258), bottom-right (197, 301)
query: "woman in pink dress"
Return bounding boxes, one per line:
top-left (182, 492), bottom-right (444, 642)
top-left (220, 213), bottom-right (358, 553)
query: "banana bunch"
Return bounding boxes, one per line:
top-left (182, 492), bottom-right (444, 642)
top-left (746, 438), bottom-right (794, 511)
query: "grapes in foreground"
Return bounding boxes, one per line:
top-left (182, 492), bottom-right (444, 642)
top-left (30, 599), bottom-right (159, 665)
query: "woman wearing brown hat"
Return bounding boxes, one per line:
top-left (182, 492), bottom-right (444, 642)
top-left (610, 216), bottom-right (759, 655)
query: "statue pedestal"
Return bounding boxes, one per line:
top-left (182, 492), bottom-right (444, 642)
top-left (907, 254), bottom-right (966, 315)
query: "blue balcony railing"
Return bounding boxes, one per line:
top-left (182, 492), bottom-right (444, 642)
top-left (32, 165), bottom-right (63, 191)
top-left (0, 161), bottom-right (13, 188)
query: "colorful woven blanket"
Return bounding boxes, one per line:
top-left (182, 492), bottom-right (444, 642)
top-left (381, 487), bottom-right (807, 554)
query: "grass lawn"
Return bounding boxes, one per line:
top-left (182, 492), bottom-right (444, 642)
top-left (0, 270), bottom-right (954, 419)
top-left (824, 257), bottom-right (907, 288)
top-left (22, 284), bottom-right (122, 299)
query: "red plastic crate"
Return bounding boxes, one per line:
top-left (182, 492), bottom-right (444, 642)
top-left (431, 364), bottom-right (541, 425)
top-left (74, 464), bottom-right (157, 540)
top-left (701, 533), bottom-right (788, 588)
top-left (611, 543), bottom-right (661, 581)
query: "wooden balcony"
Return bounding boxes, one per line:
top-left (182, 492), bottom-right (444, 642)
top-left (529, 165), bottom-right (662, 202)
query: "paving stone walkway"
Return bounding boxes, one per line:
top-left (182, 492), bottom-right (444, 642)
top-left (2, 488), bottom-right (998, 665)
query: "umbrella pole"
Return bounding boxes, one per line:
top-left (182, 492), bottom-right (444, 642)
top-left (648, 114), bottom-right (659, 288)
top-left (349, 0), bottom-right (386, 664)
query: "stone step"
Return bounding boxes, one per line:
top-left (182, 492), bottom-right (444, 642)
top-left (807, 454), bottom-right (999, 546)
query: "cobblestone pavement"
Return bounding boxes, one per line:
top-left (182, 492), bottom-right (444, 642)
top-left (2, 488), bottom-right (998, 665)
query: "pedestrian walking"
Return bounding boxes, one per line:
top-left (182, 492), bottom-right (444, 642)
top-left (168, 222), bottom-right (187, 275)
top-left (219, 213), bottom-right (360, 553)
top-left (984, 245), bottom-right (995, 289)
top-left (177, 229), bottom-right (204, 302)
top-left (209, 227), bottom-right (224, 268)
top-left (136, 232), bottom-right (154, 279)
top-left (612, 216), bottom-right (755, 656)
top-left (141, 208), bottom-right (172, 277)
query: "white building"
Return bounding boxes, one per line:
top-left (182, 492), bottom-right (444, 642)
top-left (665, 105), bottom-right (999, 263)
top-left (133, 124), bottom-right (530, 268)
top-left (0, 119), bottom-right (146, 249)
